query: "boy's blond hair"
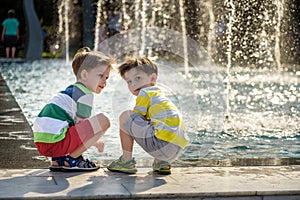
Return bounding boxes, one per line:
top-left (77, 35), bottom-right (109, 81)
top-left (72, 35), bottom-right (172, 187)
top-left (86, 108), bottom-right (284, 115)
top-left (72, 47), bottom-right (114, 78)
top-left (118, 57), bottom-right (158, 78)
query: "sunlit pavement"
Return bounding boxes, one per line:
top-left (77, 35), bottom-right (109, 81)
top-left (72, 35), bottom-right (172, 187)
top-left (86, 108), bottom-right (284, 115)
top-left (0, 166), bottom-right (300, 199)
top-left (0, 70), bottom-right (300, 199)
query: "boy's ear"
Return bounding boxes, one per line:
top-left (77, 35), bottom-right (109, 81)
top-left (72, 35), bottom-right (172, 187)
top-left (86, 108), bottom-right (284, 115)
top-left (151, 73), bottom-right (157, 83)
top-left (81, 69), bottom-right (88, 80)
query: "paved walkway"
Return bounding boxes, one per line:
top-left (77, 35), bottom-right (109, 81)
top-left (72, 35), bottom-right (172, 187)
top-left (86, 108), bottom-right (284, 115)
top-left (0, 67), bottom-right (300, 199)
top-left (0, 70), bottom-right (48, 169)
top-left (0, 166), bottom-right (300, 200)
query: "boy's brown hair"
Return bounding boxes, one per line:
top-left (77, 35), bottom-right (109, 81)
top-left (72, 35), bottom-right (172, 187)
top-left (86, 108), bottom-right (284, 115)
top-left (118, 57), bottom-right (158, 78)
top-left (72, 47), bottom-right (114, 78)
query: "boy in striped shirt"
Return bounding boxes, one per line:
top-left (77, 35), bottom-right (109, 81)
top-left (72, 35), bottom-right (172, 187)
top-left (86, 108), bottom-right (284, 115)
top-left (108, 57), bottom-right (189, 174)
top-left (33, 47), bottom-right (114, 172)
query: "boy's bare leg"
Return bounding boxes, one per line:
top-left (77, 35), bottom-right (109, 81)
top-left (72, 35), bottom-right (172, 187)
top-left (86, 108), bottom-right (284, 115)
top-left (119, 110), bottom-right (134, 161)
top-left (69, 134), bottom-right (104, 158)
top-left (52, 138), bottom-right (106, 167)
top-left (68, 113), bottom-right (110, 160)
top-left (120, 128), bottom-right (134, 161)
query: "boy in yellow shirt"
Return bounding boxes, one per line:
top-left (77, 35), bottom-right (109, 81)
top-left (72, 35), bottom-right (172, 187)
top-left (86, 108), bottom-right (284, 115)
top-left (108, 57), bottom-right (188, 174)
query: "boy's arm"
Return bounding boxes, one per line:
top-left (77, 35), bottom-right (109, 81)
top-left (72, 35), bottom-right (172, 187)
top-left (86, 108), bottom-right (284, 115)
top-left (133, 92), bottom-right (150, 116)
top-left (76, 94), bottom-right (93, 123)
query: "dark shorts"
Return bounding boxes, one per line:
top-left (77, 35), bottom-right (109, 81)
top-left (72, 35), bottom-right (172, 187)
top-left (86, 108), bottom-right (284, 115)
top-left (35, 118), bottom-right (94, 157)
top-left (4, 35), bottom-right (17, 48)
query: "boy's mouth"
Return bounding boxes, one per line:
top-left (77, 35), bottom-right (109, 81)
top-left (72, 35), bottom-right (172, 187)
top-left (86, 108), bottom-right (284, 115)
top-left (134, 84), bottom-right (150, 93)
top-left (133, 88), bottom-right (141, 95)
top-left (134, 87), bottom-right (142, 94)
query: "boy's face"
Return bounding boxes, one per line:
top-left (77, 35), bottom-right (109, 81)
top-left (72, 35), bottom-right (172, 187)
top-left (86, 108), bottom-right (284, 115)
top-left (123, 68), bottom-right (156, 96)
top-left (82, 65), bottom-right (110, 94)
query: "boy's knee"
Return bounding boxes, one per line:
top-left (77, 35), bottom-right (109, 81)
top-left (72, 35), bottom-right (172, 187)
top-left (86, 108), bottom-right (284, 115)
top-left (97, 113), bottom-right (110, 130)
top-left (119, 110), bottom-right (133, 128)
top-left (119, 110), bottom-right (133, 122)
top-left (90, 113), bottom-right (110, 133)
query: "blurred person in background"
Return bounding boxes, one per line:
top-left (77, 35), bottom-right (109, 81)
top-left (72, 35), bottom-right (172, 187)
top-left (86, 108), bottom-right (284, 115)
top-left (1, 9), bottom-right (19, 60)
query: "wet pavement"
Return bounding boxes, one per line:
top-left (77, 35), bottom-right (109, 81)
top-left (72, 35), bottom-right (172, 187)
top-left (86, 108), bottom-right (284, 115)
top-left (0, 72), bottom-right (48, 169)
top-left (0, 69), bottom-right (300, 199)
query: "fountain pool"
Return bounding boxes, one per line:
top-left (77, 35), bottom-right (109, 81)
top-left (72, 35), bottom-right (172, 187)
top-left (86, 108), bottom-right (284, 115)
top-left (0, 57), bottom-right (299, 165)
top-left (1, 0), bottom-right (300, 166)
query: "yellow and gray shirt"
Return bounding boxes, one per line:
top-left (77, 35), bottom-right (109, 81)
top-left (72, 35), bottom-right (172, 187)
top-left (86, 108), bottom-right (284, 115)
top-left (133, 86), bottom-right (188, 149)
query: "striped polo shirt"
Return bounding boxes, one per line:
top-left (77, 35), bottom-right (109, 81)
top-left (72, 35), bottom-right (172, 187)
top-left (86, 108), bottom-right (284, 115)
top-left (133, 86), bottom-right (188, 149)
top-left (33, 83), bottom-right (93, 143)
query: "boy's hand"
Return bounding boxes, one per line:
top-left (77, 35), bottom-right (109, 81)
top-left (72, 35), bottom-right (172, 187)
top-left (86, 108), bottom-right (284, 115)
top-left (94, 140), bottom-right (105, 153)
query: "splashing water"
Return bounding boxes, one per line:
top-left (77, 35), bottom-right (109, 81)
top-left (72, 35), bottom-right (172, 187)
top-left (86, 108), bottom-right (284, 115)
top-left (1, 0), bottom-right (299, 164)
top-left (0, 44), bottom-right (299, 162)
top-left (224, 0), bottom-right (235, 119)
top-left (274, 0), bottom-right (284, 72)
top-left (57, 0), bottom-right (70, 64)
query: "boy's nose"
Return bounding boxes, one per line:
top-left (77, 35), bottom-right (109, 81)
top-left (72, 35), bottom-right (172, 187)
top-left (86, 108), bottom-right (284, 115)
top-left (100, 77), bottom-right (107, 82)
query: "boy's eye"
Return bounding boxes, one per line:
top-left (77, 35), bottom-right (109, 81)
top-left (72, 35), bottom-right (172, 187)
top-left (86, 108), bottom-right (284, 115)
top-left (135, 76), bottom-right (141, 81)
top-left (98, 74), bottom-right (109, 80)
top-left (127, 80), bottom-right (132, 84)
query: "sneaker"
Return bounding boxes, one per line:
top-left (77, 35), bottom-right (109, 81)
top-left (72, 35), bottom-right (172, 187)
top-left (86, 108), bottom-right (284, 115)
top-left (152, 160), bottom-right (171, 175)
top-left (62, 155), bottom-right (100, 172)
top-left (107, 156), bottom-right (137, 174)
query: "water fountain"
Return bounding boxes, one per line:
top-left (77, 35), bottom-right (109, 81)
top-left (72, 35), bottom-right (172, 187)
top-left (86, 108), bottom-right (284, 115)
top-left (224, 0), bottom-right (235, 119)
top-left (79, 0), bottom-right (300, 163)
top-left (0, 0), bottom-right (299, 166)
top-left (275, 0), bottom-right (284, 72)
top-left (57, 0), bottom-right (70, 64)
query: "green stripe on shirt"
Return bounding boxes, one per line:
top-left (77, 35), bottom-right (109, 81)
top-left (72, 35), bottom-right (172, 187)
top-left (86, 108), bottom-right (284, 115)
top-left (34, 127), bottom-right (68, 143)
top-left (38, 103), bottom-right (75, 126)
top-left (77, 102), bottom-right (92, 118)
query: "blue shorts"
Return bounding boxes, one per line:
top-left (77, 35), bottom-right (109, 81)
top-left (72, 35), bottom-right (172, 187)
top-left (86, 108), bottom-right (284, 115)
top-left (124, 113), bottom-right (182, 162)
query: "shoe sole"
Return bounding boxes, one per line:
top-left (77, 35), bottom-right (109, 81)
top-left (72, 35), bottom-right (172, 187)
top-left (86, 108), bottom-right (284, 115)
top-left (49, 166), bottom-right (63, 172)
top-left (156, 170), bottom-right (171, 175)
top-left (153, 168), bottom-right (171, 175)
top-left (61, 166), bottom-right (100, 172)
top-left (107, 167), bottom-right (137, 174)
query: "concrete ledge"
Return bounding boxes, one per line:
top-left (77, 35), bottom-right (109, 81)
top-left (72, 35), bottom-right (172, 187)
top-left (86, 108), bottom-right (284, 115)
top-left (0, 166), bottom-right (299, 199)
top-left (0, 72), bottom-right (48, 169)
